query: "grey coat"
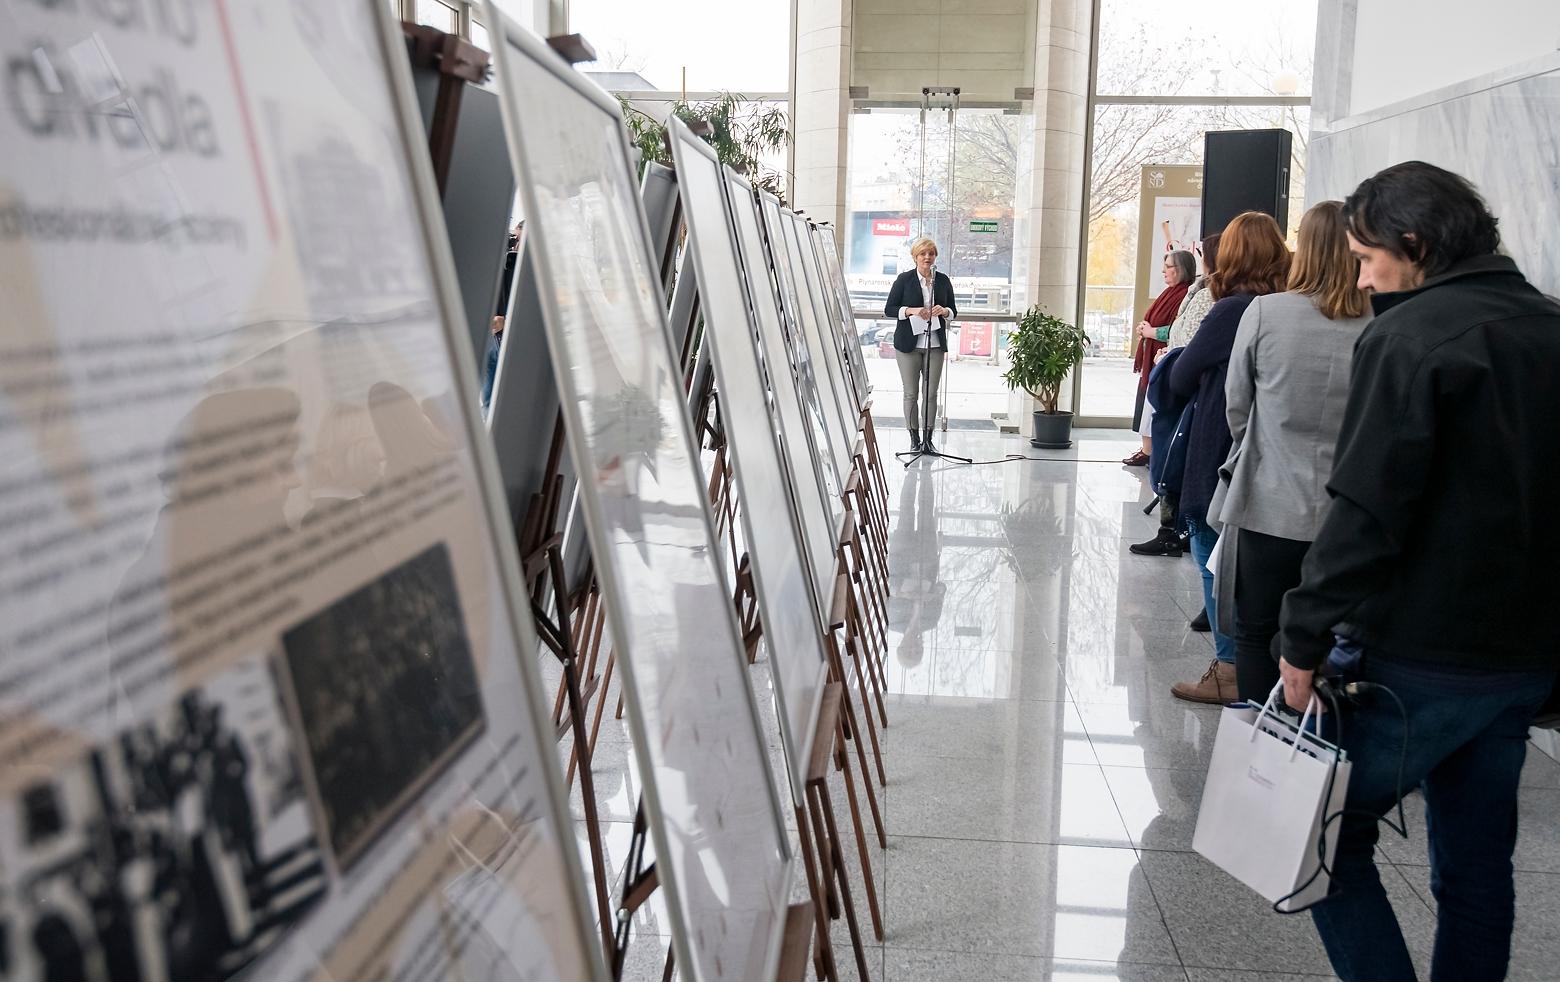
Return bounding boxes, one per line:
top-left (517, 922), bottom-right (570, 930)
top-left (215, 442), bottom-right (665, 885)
top-left (1209, 291), bottom-right (1370, 631)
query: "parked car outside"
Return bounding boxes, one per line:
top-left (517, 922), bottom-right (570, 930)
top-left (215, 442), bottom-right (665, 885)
top-left (877, 328), bottom-right (896, 359)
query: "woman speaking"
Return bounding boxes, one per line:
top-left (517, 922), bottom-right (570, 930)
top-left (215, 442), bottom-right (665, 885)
top-left (883, 237), bottom-right (957, 452)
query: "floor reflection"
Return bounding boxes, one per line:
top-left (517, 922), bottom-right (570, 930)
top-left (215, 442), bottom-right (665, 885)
top-left (614, 428), bottom-right (1560, 981)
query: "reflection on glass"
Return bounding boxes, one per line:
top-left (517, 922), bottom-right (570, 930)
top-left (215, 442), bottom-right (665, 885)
top-left (495, 32), bottom-right (788, 982)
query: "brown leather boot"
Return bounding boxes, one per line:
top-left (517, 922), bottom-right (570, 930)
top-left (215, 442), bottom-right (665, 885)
top-left (1170, 659), bottom-right (1237, 705)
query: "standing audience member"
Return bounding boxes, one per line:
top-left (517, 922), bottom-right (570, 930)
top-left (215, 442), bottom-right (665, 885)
top-left (1168, 232), bottom-right (1222, 349)
top-left (1132, 232), bottom-right (1223, 563)
top-left (1166, 212), bottom-right (1289, 704)
top-left (1124, 249), bottom-right (1195, 466)
top-left (1276, 162), bottom-right (1560, 982)
top-left (1211, 201), bottom-right (1371, 701)
top-left (482, 220), bottom-right (523, 413)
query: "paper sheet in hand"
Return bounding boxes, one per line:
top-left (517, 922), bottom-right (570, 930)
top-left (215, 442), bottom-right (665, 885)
top-left (909, 313), bottom-right (934, 336)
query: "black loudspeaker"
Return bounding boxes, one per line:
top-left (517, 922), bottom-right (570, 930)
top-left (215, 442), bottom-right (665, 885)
top-left (1201, 129), bottom-right (1292, 239)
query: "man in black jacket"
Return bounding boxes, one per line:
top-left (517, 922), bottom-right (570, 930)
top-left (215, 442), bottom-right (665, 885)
top-left (1276, 162), bottom-right (1560, 981)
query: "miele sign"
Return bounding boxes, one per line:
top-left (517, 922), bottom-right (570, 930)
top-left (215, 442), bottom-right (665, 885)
top-left (872, 218), bottom-right (909, 236)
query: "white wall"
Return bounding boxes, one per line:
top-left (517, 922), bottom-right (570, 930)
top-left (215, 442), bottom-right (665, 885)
top-left (1350, 0), bottom-right (1560, 115)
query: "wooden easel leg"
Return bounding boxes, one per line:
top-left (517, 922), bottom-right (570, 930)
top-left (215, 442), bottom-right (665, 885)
top-left (856, 510), bottom-right (892, 652)
top-left (839, 528), bottom-right (890, 712)
top-left (661, 947), bottom-right (674, 982)
top-left (852, 558), bottom-right (891, 702)
top-left (564, 656), bottom-right (616, 959)
top-left (845, 629), bottom-right (888, 789)
top-left (816, 774), bottom-right (873, 980)
top-left (795, 804), bottom-right (840, 981)
top-left (845, 580), bottom-right (890, 751)
top-left (829, 638), bottom-right (886, 848)
top-left (807, 685), bottom-right (874, 981)
top-left (844, 525), bottom-right (891, 699)
top-left (777, 902), bottom-right (821, 982)
top-left (806, 785), bottom-right (839, 920)
top-left (860, 412), bottom-right (889, 512)
top-left (572, 647), bottom-right (615, 786)
top-left (833, 722), bottom-right (883, 942)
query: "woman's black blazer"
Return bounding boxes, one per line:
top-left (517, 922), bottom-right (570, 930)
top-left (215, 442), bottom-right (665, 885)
top-left (883, 269), bottom-right (956, 353)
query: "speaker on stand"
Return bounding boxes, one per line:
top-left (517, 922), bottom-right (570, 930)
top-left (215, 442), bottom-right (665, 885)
top-left (1201, 129), bottom-right (1293, 238)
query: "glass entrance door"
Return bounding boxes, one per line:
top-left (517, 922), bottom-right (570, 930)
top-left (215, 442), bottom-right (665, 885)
top-left (843, 100), bottom-right (1024, 429)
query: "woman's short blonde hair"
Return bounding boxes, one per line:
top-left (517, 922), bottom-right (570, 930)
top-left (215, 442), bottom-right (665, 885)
top-left (910, 236), bottom-right (939, 259)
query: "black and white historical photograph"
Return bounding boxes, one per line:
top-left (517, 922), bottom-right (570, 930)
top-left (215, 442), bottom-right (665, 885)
top-left (0, 659), bottom-right (327, 982)
top-left (280, 542), bottom-right (485, 870)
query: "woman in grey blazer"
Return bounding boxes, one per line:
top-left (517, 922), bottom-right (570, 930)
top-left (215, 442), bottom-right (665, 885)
top-left (1211, 201), bottom-right (1372, 701)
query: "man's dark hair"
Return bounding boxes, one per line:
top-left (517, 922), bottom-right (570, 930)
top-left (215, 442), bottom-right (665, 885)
top-left (1342, 161), bottom-right (1501, 278)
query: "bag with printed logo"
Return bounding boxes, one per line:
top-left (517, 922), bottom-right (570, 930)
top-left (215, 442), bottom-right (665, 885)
top-left (1192, 683), bottom-right (1352, 911)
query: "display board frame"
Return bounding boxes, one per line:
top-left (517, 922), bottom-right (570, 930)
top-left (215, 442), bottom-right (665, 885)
top-left (757, 192), bottom-right (854, 497)
top-left (0, 2), bottom-right (606, 979)
top-left (777, 209), bottom-right (860, 472)
top-left (666, 118), bottom-right (828, 805)
top-left (813, 225), bottom-right (872, 411)
top-left (484, 9), bottom-right (794, 981)
top-left (797, 218), bottom-right (865, 413)
top-left (724, 176), bottom-right (843, 622)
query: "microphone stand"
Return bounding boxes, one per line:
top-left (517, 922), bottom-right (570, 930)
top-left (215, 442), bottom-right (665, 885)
top-left (895, 268), bottom-right (971, 467)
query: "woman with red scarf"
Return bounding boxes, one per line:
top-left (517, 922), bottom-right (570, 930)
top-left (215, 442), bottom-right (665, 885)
top-left (1123, 249), bottom-right (1196, 466)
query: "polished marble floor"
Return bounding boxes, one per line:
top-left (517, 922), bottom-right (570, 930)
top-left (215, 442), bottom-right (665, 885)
top-left (594, 428), bottom-right (1560, 981)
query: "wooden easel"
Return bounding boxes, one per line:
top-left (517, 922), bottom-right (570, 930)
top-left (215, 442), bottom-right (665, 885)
top-left (679, 318), bottom-right (884, 976)
top-left (407, 21), bottom-right (623, 960)
top-left (515, 417), bottom-right (615, 959)
top-left (402, 23), bottom-right (489, 196)
top-left (612, 795), bottom-right (820, 982)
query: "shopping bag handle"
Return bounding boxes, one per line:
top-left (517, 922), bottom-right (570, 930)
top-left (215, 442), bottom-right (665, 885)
top-left (1252, 681), bottom-right (1319, 761)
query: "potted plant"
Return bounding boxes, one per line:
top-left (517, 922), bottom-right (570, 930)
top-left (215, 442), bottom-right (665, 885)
top-left (1001, 305), bottom-right (1089, 449)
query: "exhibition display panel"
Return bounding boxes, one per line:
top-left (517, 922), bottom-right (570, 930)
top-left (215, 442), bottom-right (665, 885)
top-left (486, 10), bottom-right (795, 981)
top-left (666, 117), bottom-right (830, 804)
top-left (0, 2), bottom-right (602, 980)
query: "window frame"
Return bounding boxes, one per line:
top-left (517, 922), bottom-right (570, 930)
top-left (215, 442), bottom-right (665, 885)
top-left (1070, 0), bottom-right (1314, 425)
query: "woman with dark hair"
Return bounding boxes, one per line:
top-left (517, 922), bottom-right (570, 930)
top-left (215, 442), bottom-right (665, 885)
top-left (1123, 249), bottom-right (1195, 466)
top-left (1166, 211), bottom-right (1290, 704)
top-left (1210, 201), bottom-right (1371, 701)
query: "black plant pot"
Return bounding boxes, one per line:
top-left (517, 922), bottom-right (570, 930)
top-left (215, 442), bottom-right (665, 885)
top-left (1031, 410), bottom-right (1075, 450)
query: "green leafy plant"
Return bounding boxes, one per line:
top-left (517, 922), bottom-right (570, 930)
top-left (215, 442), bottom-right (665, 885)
top-left (619, 92), bottom-right (790, 202)
top-left (1001, 306), bottom-right (1090, 415)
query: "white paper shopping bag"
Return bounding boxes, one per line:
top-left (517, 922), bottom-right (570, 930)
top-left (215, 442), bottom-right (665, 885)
top-left (1192, 684), bottom-right (1351, 911)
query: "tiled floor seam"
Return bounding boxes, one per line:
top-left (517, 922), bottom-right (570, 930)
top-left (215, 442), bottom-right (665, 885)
top-left (876, 940), bottom-right (1189, 970)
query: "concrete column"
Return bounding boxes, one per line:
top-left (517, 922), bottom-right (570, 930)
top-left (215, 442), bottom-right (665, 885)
top-left (1009, 0), bottom-right (1092, 435)
top-left (791, 0), bottom-right (852, 230)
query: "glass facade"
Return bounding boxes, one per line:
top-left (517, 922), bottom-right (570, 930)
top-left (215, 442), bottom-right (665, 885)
top-left (1078, 1), bottom-right (1317, 421)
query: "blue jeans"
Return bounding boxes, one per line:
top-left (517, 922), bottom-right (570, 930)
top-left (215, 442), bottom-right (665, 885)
top-left (1309, 651), bottom-right (1556, 982)
top-left (1187, 517), bottom-right (1234, 665)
